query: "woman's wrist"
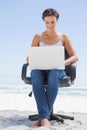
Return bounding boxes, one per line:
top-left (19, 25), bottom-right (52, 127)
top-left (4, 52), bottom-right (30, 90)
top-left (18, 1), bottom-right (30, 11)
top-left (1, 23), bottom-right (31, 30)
top-left (65, 60), bottom-right (71, 66)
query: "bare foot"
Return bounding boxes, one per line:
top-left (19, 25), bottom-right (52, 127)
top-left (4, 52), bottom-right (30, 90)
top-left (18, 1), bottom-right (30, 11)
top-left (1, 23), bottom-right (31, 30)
top-left (32, 120), bottom-right (41, 128)
top-left (41, 119), bottom-right (50, 126)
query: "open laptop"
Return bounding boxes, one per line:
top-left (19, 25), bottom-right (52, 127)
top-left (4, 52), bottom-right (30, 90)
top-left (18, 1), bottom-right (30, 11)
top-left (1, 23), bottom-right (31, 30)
top-left (28, 46), bottom-right (65, 70)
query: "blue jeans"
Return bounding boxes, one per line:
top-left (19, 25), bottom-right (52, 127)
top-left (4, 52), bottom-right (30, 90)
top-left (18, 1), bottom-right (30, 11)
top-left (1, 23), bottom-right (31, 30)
top-left (31, 70), bottom-right (66, 120)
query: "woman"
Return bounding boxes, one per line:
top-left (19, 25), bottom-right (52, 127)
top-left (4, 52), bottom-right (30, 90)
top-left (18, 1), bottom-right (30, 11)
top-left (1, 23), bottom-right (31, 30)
top-left (27, 8), bottom-right (78, 127)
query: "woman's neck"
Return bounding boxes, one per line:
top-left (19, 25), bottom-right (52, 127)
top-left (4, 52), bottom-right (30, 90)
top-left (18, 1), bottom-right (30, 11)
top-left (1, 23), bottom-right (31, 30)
top-left (45, 30), bottom-right (58, 36)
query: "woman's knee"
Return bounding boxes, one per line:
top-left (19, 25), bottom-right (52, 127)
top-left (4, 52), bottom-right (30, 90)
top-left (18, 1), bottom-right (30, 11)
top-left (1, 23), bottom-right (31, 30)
top-left (47, 70), bottom-right (58, 85)
top-left (48, 70), bottom-right (66, 84)
top-left (31, 70), bottom-right (41, 78)
top-left (49, 70), bottom-right (66, 78)
top-left (48, 70), bottom-right (58, 79)
top-left (31, 70), bottom-right (44, 85)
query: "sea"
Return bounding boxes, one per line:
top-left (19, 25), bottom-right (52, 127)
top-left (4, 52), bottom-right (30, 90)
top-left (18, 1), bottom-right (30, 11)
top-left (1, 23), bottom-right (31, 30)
top-left (0, 84), bottom-right (87, 96)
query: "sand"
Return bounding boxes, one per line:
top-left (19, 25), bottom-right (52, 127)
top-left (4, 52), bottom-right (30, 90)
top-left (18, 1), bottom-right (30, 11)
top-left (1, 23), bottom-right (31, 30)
top-left (0, 93), bottom-right (87, 130)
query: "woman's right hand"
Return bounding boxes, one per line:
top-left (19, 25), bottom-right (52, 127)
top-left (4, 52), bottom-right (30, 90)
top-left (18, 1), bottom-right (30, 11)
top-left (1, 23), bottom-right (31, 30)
top-left (26, 56), bottom-right (29, 63)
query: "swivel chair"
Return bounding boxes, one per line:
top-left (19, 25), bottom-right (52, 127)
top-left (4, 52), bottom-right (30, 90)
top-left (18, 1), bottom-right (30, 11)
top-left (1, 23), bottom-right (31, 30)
top-left (21, 49), bottom-right (76, 123)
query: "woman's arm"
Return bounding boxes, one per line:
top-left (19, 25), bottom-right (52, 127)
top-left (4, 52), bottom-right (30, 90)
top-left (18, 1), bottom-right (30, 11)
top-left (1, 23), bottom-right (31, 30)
top-left (31, 34), bottom-right (40, 46)
top-left (26, 34), bottom-right (40, 63)
top-left (62, 34), bottom-right (78, 66)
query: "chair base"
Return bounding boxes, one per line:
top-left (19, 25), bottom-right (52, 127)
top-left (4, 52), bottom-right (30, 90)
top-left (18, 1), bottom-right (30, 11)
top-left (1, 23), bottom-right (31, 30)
top-left (28, 113), bottom-right (74, 123)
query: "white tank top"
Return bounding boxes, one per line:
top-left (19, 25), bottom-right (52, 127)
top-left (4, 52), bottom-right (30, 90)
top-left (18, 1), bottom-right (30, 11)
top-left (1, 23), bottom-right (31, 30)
top-left (39, 41), bottom-right (63, 47)
top-left (39, 33), bottom-right (63, 47)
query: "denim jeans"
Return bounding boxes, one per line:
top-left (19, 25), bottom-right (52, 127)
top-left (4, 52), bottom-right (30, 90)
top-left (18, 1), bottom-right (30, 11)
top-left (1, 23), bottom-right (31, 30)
top-left (31, 70), bottom-right (66, 120)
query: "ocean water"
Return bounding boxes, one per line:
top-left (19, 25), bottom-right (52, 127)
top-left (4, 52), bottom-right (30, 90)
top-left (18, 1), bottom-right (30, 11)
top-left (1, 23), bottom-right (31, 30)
top-left (0, 84), bottom-right (32, 94)
top-left (0, 84), bottom-right (87, 96)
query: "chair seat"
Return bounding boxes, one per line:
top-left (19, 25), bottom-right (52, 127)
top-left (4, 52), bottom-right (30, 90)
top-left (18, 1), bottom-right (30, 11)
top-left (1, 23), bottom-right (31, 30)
top-left (24, 75), bottom-right (71, 87)
top-left (21, 63), bottom-right (76, 88)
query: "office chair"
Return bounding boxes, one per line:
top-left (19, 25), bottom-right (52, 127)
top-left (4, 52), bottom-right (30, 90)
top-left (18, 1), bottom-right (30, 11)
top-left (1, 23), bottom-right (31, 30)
top-left (21, 49), bottom-right (76, 123)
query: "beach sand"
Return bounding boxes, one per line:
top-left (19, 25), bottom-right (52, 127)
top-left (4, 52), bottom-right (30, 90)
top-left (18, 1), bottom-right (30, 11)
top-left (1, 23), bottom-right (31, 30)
top-left (0, 93), bottom-right (87, 130)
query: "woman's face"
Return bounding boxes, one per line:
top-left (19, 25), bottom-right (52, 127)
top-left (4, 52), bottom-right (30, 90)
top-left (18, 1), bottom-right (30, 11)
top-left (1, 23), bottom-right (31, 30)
top-left (44, 16), bottom-right (58, 31)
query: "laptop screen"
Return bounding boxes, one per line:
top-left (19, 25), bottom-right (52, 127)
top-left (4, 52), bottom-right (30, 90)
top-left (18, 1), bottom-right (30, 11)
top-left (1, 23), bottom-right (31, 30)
top-left (28, 46), bottom-right (65, 70)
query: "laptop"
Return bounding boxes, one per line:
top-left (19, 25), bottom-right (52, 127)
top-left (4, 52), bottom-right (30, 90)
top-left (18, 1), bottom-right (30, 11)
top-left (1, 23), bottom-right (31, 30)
top-left (28, 46), bottom-right (65, 70)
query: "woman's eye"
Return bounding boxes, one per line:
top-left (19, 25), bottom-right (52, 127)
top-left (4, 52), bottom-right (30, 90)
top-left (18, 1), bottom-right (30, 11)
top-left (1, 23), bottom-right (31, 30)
top-left (46, 22), bottom-right (49, 24)
top-left (51, 21), bottom-right (55, 24)
top-left (45, 21), bottom-right (55, 24)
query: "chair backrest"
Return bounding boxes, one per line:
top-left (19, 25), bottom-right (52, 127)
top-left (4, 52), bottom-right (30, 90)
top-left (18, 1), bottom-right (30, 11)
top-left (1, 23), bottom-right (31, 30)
top-left (65, 49), bottom-right (76, 82)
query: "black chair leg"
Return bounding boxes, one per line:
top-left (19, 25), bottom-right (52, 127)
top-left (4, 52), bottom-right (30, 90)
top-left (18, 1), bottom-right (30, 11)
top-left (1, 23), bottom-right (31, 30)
top-left (55, 114), bottom-right (74, 120)
top-left (28, 113), bottom-right (74, 123)
top-left (50, 114), bottom-right (74, 123)
top-left (29, 114), bottom-right (39, 121)
top-left (50, 114), bottom-right (64, 123)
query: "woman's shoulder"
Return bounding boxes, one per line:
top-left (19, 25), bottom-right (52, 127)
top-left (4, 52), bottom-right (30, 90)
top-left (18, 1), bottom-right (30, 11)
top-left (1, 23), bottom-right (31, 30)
top-left (31, 33), bottom-right (41, 46)
top-left (58, 32), bottom-right (68, 38)
top-left (58, 32), bottom-right (70, 46)
top-left (59, 32), bottom-right (69, 42)
top-left (33, 33), bottom-right (41, 40)
top-left (33, 32), bottom-right (44, 41)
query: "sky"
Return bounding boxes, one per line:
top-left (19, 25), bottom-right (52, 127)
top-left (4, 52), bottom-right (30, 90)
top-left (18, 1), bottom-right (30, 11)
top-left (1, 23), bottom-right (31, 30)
top-left (0, 0), bottom-right (87, 87)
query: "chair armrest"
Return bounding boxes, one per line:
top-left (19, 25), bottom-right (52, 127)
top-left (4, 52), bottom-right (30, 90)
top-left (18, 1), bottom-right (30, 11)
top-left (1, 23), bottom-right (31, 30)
top-left (65, 62), bottom-right (77, 82)
top-left (21, 63), bottom-right (29, 80)
top-left (21, 63), bottom-right (32, 84)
